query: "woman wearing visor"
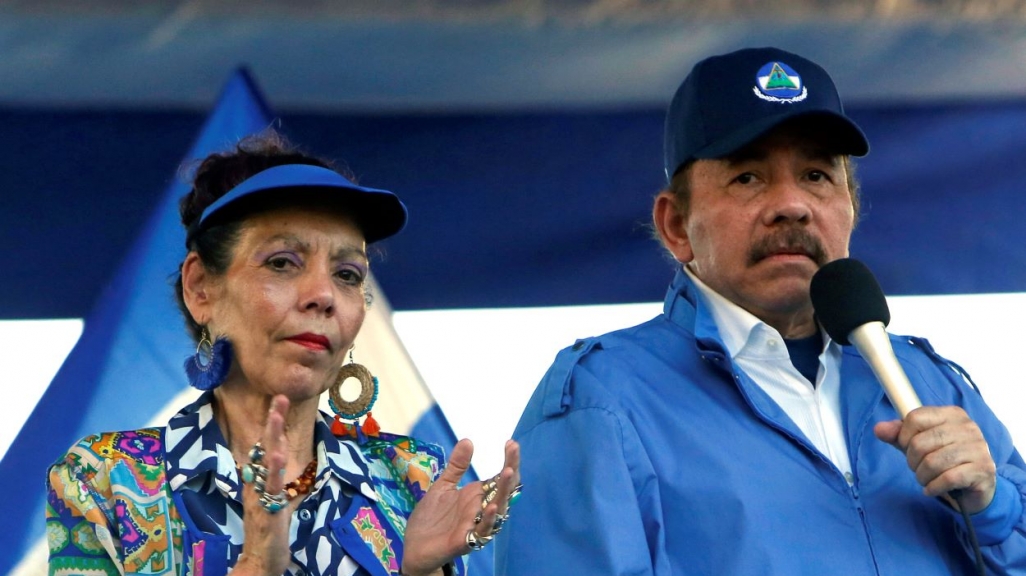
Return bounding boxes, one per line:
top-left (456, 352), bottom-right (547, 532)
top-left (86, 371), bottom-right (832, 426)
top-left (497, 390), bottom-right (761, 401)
top-left (45, 132), bottom-right (520, 576)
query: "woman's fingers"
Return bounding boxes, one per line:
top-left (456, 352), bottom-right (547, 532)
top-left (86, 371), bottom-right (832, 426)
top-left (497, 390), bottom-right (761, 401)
top-left (489, 440), bottom-right (521, 518)
top-left (469, 439), bottom-right (523, 547)
top-left (235, 395), bottom-right (294, 575)
top-left (437, 438), bottom-right (474, 489)
top-left (260, 395), bottom-right (290, 494)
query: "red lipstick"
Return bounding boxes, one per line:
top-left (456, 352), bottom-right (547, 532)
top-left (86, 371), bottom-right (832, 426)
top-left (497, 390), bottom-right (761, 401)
top-left (286, 333), bottom-right (331, 351)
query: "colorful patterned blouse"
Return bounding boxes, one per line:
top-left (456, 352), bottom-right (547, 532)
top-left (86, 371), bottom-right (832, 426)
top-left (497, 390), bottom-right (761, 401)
top-left (45, 391), bottom-right (464, 576)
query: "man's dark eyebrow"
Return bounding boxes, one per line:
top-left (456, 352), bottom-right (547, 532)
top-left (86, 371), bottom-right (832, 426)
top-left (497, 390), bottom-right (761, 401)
top-left (806, 153), bottom-right (843, 169)
top-left (797, 142), bottom-right (842, 164)
top-left (721, 146), bottom-right (768, 166)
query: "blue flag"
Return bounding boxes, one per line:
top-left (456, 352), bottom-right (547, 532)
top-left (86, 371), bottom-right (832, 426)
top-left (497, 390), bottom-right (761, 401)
top-left (0, 68), bottom-right (272, 572)
top-left (2, 67), bottom-right (490, 576)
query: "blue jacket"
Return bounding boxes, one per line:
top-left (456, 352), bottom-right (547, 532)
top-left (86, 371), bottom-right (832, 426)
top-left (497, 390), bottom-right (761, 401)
top-left (496, 268), bottom-right (1026, 575)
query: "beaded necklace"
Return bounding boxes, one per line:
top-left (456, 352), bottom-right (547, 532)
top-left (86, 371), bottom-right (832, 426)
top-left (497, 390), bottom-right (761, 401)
top-left (284, 459), bottom-right (319, 499)
top-left (215, 402), bottom-right (318, 501)
top-left (236, 458), bottom-right (318, 500)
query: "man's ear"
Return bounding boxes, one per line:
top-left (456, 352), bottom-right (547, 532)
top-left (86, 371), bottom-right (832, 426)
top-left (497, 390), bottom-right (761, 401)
top-left (652, 191), bottom-right (694, 264)
top-left (181, 252), bottom-right (215, 326)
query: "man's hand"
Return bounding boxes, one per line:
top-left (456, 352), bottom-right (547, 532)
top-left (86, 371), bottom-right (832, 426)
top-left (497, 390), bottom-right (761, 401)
top-left (875, 406), bottom-right (997, 514)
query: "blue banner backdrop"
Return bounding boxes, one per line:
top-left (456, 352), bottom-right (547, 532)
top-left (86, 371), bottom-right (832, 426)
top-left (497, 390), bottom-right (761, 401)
top-left (5, 85), bottom-right (1026, 572)
top-left (4, 100), bottom-right (1026, 322)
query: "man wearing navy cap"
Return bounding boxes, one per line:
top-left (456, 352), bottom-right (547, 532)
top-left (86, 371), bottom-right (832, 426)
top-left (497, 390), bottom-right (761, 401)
top-left (495, 47), bottom-right (1026, 574)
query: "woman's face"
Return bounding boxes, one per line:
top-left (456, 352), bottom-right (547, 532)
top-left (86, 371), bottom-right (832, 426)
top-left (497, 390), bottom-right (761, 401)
top-left (203, 206), bottom-right (368, 400)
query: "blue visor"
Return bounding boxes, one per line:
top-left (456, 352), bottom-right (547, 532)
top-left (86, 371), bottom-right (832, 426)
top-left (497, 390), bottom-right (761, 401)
top-left (187, 164), bottom-right (407, 245)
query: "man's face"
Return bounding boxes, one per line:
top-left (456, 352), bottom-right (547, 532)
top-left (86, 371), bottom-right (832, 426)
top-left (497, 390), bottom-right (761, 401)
top-left (675, 127), bottom-right (855, 336)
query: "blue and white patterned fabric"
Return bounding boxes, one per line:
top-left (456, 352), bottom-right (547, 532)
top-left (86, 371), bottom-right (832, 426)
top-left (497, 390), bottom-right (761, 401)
top-left (47, 390), bottom-right (464, 576)
top-left (165, 392), bottom-right (379, 575)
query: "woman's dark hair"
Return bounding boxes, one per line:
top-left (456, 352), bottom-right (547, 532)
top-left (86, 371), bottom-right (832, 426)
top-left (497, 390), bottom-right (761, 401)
top-left (174, 130), bottom-right (353, 342)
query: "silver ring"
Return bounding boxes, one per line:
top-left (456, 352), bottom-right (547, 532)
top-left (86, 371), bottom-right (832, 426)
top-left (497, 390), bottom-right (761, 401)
top-left (508, 483), bottom-right (523, 506)
top-left (491, 512), bottom-right (509, 534)
top-left (465, 529), bottom-right (493, 551)
top-left (242, 441), bottom-right (287, 513)
top-left (258, 491), bottom-right (289, 514)
top-left (248, 442), bottom-right (266, 463)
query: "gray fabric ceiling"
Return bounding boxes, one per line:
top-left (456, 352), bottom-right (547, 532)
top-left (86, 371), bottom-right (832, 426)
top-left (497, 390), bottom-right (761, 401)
top-left (3, 1), bottom-right (1026, 111)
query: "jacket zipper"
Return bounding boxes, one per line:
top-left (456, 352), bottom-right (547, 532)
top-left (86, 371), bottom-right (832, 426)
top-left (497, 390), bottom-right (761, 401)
top-left (705, 348), bottom-right (887, 574)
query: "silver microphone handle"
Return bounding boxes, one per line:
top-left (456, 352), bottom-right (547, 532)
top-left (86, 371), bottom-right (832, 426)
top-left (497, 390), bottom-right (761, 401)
top-left (848, 321), bottom-right (923, 419)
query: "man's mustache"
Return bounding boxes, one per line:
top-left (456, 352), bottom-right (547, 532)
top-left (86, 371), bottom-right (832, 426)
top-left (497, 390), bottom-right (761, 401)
top-left (748, 227), bottom-right (827, 266)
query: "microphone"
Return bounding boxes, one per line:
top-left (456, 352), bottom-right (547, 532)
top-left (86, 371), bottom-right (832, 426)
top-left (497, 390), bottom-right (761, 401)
top-left (812, 260), bottom-right (986, 574)
top-left (810, 258), bottom-right (922, 419)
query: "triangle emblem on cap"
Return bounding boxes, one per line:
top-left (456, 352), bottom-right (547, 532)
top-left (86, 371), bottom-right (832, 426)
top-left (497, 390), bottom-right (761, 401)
top-left (754, 61), bottom-right (807, 103)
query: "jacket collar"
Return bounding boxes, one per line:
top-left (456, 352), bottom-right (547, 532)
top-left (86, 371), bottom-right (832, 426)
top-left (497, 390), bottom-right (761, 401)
top-left (663, 266), bottom-right (727, 354)
top-left (165, 391), bottom-right (378, 502)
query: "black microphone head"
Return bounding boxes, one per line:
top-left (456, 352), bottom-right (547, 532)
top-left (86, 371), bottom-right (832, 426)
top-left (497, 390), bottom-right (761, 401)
top-left (810, 258), bottom-right (890, 345)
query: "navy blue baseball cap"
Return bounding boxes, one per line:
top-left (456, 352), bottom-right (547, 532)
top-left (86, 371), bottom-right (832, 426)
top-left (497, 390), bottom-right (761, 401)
top-left (186, 164), bottom-right (408, 246)
top-left (664, 47), bottom-right (869, 181)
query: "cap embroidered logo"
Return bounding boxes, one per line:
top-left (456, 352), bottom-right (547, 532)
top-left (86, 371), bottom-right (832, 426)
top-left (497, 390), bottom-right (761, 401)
top-left (753, 61), bottom-right (807, 103)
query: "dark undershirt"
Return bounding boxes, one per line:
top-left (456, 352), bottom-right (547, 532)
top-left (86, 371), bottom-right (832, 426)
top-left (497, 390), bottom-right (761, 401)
top-left (784, 332), bottom-right (824, 386)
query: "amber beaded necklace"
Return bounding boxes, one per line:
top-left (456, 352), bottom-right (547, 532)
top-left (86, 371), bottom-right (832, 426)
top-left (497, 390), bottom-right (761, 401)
top-left (236, 458), bottom-right (318, 500)
top-left (217, 403), bottom-right (318, 501)
top-left (283, 459), bottom-right (319, 499)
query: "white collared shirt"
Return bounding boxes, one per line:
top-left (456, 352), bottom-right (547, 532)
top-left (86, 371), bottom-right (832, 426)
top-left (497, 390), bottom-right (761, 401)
top-left (686, 267), bottom-right (854, 480)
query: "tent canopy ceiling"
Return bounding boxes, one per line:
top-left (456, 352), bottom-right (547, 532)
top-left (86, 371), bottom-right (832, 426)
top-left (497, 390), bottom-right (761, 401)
top-left (4, 1), bottom-right (1026, 110)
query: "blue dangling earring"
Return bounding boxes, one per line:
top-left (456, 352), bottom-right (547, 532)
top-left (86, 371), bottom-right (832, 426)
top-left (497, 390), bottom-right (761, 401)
top-left (184, 327), bottom-right (233, 390)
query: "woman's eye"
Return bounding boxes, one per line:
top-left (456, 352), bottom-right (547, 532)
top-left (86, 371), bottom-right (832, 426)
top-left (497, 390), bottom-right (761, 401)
top-left (267, 256), bottom-right (297, 270)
